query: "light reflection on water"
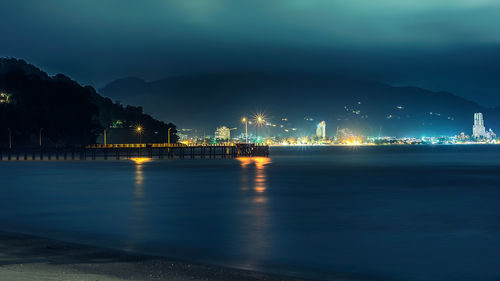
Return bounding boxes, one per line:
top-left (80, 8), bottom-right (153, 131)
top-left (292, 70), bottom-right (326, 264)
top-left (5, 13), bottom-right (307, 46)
top-left (134, 162), bottom-right (145, 197)
top-left (126, 158), bottom-right (149, 251)
top-left (130, 157), bottom-right (152, 165)
top-left (237, 157), bottom-right (271, 194)
top-left (236, 157), bottom-right (272, 264)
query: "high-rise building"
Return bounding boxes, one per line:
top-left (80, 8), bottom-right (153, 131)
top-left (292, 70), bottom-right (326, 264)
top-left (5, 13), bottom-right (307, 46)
top-left (316, 121), bottom-right (326, 139)
top-left (215, 126), bottom-right (231, 140)
top-left (472, 113), bottom-right (487, 139)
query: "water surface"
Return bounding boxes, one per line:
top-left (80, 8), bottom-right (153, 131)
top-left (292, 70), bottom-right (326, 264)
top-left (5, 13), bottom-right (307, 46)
top-left (2, 145), bottom-right (500, 281)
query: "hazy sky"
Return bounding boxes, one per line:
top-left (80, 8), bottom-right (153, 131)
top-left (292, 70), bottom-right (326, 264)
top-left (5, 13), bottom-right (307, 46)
top-left (1, 0), bottom-right (500, 105)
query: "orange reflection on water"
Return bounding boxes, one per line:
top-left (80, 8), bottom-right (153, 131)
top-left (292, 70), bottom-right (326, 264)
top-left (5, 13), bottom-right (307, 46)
top-left (253, 157), bottom-right (271, 170)
top-left (126, 154), bottom-right (147, 252)
top-left (254, 157), bottom-right (270, 193)
top-left (253, 196), bottom-right (268, 203)
top-left (131, 158), bottom-right (149, 197)
top-left (237, 157), bottom-right (271, 193)
top-left (237, 157), bottom-right (271, 259)
top-left (134, 162), bottom-right (144, 198)
top-left (255, 173), bottom-right (266, 193)
top-left (237, 157), bottom-right (253, 167)
top-left (130, 157), bottom-right (152, 164)
top-left (237, 157), bottom-right (271, 168)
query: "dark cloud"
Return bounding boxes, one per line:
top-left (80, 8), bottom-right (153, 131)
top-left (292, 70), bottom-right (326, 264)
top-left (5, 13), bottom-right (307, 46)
top-left (1, 0), bottom-right (500, 105)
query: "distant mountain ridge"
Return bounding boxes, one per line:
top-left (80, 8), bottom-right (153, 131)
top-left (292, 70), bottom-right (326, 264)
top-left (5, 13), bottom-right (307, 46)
top-left (101, 72), bottom-right (498, 137)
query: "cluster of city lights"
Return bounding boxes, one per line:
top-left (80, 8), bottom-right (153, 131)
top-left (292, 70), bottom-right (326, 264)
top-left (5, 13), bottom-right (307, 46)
top-left (116, 111), bottom-right (500, 148)
top-left (0, 92), bottom-right (11, 104)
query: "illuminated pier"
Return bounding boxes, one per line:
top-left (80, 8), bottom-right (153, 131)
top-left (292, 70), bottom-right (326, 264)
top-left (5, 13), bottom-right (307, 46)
top-left (0, 143), bottom-right (269, 161)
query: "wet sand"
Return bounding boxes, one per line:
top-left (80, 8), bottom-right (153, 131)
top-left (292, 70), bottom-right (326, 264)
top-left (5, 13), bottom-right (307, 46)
top-left (0, 231), bottom-right (330, 281)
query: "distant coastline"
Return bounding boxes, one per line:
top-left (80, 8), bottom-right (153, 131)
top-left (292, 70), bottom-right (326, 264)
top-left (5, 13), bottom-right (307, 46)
top-left (269, 142), bottom-right (500, 147)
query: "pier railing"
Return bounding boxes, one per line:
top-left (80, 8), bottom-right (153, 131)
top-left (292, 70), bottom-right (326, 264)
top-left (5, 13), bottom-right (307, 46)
top-left (0, 144), bottom-right (269, 161)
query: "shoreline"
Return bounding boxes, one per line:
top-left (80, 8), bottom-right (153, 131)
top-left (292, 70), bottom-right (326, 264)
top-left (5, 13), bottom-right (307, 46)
top-left (0, 230), bottom-right (334, 281)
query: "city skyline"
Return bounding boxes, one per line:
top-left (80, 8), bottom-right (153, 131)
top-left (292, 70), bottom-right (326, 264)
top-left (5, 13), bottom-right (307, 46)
top-left (175, 112), bottom-right (498, 146)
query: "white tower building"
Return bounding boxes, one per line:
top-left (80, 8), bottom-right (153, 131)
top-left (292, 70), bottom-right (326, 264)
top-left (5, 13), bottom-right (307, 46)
top-left (316, 121), bottom-right (326, 139)
top-left (472, 113), bottom-right (487, 139)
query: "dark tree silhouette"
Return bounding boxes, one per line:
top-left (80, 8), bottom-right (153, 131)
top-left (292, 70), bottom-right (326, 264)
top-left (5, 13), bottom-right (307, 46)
top-left (0, 58), bottom-right (177, 147)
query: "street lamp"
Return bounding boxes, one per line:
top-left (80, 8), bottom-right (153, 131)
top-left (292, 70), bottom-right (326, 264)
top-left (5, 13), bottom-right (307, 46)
top-left (7, 128), bottom-right (11, 149)
top-left (228, 127), bottom-right (237, 145)
top-left (167, 127), bottom-right (172, 145)
top-left (242, 117), bottom-right (248, 144)
top-left (254, 114), bottom-right (265, 142)
top-left (136, 126), bottom-right (143, 144)
top-left (39, 128), bottom-right (43, 147)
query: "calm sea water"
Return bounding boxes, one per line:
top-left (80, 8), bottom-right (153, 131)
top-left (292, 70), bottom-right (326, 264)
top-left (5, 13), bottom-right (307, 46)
top-left (2, 145), bottom-right (500, 281)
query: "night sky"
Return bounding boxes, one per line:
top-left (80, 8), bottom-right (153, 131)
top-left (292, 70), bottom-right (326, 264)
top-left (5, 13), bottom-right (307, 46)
top-left (1, 0), bottom-right (500, 105)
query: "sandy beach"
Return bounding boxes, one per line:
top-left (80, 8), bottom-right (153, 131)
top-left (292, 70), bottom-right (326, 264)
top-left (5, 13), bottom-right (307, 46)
top-left (0, 231), bottom-right (329, 281)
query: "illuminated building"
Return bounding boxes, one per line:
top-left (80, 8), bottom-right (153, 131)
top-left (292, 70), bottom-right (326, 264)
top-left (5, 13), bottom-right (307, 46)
top-left (457, 132), bottom-right (469, 142)
top-left (0, 92), bottom-right (11, 104)
top-left (472, 113), bottom-right (487, 139)
top-left (215, 126), bottom-right (231, 140)
top-left (111, 120), bottom-right (124, 128)
top-left (487, 129), bottom-right (497, 140)
top-left (177, 132), bottom-right (189, 140)
top-left (316, 121), bottom-right (326, 139)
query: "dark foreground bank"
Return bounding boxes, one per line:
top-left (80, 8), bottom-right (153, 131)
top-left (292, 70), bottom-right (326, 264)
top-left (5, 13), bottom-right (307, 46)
top-left (0, 231), bottom-right (355, 281)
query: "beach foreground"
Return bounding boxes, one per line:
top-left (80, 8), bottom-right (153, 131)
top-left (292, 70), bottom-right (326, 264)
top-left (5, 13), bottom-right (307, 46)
top-left (0, 231), bottom-right (331, 281)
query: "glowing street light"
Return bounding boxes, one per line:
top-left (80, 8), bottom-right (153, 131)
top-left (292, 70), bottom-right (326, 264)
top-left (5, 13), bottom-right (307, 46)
top-left (254, 114), bottom-right (266, 141)
top-left (242, 117), bottom-right (248, 144)
top-left (136, 126), bottom-right (143, 144)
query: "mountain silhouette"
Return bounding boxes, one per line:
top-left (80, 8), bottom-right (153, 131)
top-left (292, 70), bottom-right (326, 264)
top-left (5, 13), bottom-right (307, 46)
top-left (101, 72), bottom-right (498, 137)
